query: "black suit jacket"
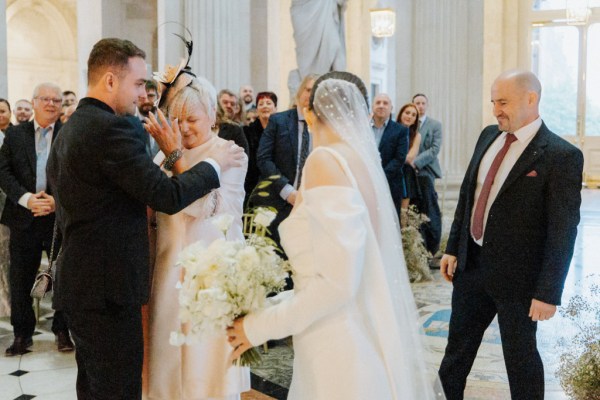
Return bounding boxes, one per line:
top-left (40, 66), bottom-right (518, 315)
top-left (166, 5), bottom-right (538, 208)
top-left (0, 119), bottom-right (62, 230)
top-left (256, 108), bottom-right (301, 195)
top-left (378, 120), bottom-right (409, 207)
top-left (47, 98), bottom-right (220, 310)
top-left (243, 119), bottom-right (265, 198)
top-left (218, 122), bottom-right (250, 156)
top-left (446, 123), bottom-right (583, 305)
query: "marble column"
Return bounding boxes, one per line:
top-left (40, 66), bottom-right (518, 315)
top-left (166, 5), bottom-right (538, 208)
top-left (0, 0), bottom-right (7, 98)
top-left (184, 0), bottom-right (251, 93)
top-left (410, 0), bottom-right (485, 191)
top-left (77, 0), bottom-right (157, 94)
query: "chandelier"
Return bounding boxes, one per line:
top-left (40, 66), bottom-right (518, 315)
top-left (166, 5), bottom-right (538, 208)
top-left (566, 0), bottom-right (591, 25)
top-left (370, 8), bottom-right (396, 38)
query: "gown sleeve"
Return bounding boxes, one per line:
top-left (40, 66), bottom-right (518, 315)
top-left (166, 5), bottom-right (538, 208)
top-left (243, 185), bottom-right (367, 346)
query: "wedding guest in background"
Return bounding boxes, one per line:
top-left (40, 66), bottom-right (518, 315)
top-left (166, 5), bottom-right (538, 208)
top-left (232, 95), bottom-right (246, 125)
top-left (62, 90), bottom-right (77, 107)
top-left (0, 98), bottom-right (10, 317)
top-left (145, 72), bottom-right (249, 400)
top-left (397, 103), bottom-right (422, 213)
top-left (0, 99), bottom-right (11, 135)
top-left (47, 38), bottom-right (244, 399)
top-left (217, 89), bottom-right (237, 123)
top-left (216, 90), bottom-right (249, 154)
top-left (239, 84), bottom-right (255, 111)
top-left (13, 99), bottom-right (34, 125)
top-left (12, 99), bottom-right (33, 125)
top-left (245, 108), bottom-right (258, 126)
top-left (243, 91), bottom-right (277, 206)
top-left (60, 104), bottom-right (77, 124)
top-left (411, 93), bottom-right (443, 257)
top-left (371, 93), bottom-right (408, 216)
top-left (255, 74), bottom-right (318, 248)
top-left (0, 84), bottom-right (73, 356)
top-left (439, 70), bottom-right (583, 400)
top-left (137, 80), bottom-right (160, 157)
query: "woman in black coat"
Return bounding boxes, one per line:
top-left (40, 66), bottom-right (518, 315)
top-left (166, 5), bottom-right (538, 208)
top-left (243, 91), bottom-right (277, 206)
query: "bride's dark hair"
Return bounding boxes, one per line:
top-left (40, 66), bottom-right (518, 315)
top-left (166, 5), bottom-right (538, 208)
top-left (308, 71), bottom-right (369, 111)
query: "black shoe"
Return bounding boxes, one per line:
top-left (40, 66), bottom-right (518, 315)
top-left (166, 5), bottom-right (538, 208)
top-left (5, 336), bottom-right (33, 357)
top-left (55, 331), bottom-right (74, 352)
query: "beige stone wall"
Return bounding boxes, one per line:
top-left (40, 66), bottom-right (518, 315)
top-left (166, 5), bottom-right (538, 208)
top-left (6, 0), bottom-right (77, 104)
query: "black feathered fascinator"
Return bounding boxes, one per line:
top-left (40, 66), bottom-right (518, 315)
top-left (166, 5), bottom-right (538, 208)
top-left (154, 28), bottom-right (196, 110)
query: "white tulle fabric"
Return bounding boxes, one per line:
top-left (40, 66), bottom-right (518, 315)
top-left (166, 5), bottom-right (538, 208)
top-left (146, 135), bottom-right (250, 400)
top-left (244, 79), bottom-right (444, 399)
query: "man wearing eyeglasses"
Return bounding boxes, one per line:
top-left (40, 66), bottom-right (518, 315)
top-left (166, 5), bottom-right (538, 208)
top-left (0, 82), bottom-right (74, 356)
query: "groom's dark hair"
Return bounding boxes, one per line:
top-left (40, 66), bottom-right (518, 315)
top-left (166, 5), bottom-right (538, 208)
top-left (87, 38), bottom-right (146, 85)
top-left (309, 71), bottom-right (369, 111)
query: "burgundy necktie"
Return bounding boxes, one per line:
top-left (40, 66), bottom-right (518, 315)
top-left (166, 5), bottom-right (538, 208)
top-left (471, 133), bottom-right (518, 240)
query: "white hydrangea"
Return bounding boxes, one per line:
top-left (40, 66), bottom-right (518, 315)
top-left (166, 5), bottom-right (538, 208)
top-left (171, 214), bottom-right (289, 350)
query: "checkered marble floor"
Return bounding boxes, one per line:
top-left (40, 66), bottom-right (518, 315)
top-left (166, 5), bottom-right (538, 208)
top-left (1, 189), bottom-right (598, 400)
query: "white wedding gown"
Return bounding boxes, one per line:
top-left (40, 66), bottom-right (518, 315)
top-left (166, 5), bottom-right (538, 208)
top-left (244, 147), bottom-right (439, 399)
top-left (146, 136), bottom-right (250, 400)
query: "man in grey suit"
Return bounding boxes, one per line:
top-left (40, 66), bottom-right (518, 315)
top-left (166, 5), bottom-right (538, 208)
top-left (411, 93), bottom-right (443, 256)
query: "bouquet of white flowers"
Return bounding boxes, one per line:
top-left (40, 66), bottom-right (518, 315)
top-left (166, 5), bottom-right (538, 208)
top-left (170, 209), bottom-right (289, 366)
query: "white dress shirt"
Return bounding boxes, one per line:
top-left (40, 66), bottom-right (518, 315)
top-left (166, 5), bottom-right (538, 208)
top-left (18, 121), bottom-right (56, 209)
top-left (471, 117), bottom-right (542, 245)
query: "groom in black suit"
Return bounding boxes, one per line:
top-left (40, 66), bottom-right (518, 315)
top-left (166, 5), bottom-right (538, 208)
top-left (47, 38), bottom-right (244, 399)
top-left (439, 70), bottom-right (583, 400)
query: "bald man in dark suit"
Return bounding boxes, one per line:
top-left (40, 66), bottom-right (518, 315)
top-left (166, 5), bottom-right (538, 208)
top-left (439, 70), bottom-right (583, 400)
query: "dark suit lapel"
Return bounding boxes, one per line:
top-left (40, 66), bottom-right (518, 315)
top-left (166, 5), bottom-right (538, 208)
top-left (497, 124), bottom-right (549, 198)
top-left (378, 122), bottom-right (391, 152)
top-left (23, 122), bottom-right (37, 173)
top-left (51, 120), bottom-right (62, 144)
top-left (288, 109), bottom-right (299, 166)
top-left (467, 129), bottom-right (502, 197)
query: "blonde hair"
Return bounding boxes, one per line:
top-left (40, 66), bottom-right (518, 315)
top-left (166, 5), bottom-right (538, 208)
top-left (164, 76), bottom-right (217, 126)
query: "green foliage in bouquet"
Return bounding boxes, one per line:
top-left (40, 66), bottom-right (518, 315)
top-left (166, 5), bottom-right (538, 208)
top-left (556, 276), bottom-right (600, 400)
top-left (401, 205), bottom-right (433, 283)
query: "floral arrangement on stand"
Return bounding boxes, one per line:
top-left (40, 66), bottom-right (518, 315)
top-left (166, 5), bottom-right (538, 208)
top-left (400, 205), bottom-right (433, 283)
top-left (556, 275), bottom-right (600, 399)
top-left (170, 209), bottom-right (289, 366)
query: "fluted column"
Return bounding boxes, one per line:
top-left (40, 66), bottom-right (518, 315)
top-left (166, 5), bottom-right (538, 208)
top-left (0, 0), bottom-right (7, 98)
top-left (411, 0), bottom-right (485, 187)
top-left (184, 0), bottom-right (251, 92)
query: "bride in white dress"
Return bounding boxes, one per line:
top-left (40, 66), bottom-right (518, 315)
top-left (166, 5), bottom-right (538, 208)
top-left (227, 72), bottom-right (444, 399)
top-left (145, 75), bottom-right (250, 400)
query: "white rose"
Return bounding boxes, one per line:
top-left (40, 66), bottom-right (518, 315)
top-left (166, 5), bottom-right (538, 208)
top-left (254, 208), bottom-right (277, 228)
top-left (212, 214), bottom-right (235, 235)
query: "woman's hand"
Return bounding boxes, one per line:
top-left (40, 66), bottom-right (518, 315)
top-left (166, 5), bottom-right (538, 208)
top-left (226, 317), bottom-right (253, 364)
top-left (143, 109), bottom-right (181, 156)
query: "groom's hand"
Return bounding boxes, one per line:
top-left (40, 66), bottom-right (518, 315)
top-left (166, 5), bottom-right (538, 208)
top-left (529, 299), bottom-right (556, 321)
top-left (144, 109), bottom-right (181, 155)
top-left (209, 140), bottom-right (245, 171)
top-left (440, 254), bottom-right (457, 282)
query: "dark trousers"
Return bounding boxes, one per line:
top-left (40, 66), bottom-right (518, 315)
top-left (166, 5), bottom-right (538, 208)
top-left (438, 240), bottom-right (544, 400)
top-left (9, 221), bottom-right (67, 338)
top-left (65, 304), bottom-right (143, 400)
top-left (411, 174), bottom-right (441, 254)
